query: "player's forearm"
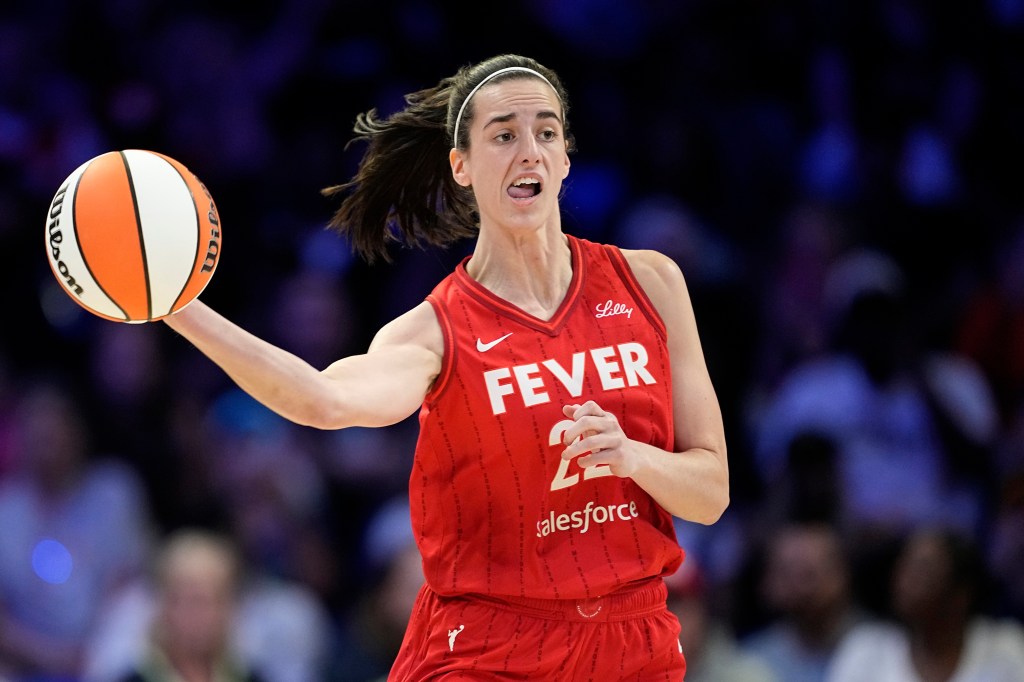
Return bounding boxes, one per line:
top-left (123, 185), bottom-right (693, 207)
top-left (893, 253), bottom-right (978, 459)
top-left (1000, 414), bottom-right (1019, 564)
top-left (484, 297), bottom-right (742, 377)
top-left (629, 443), bottom-right (729, 524)
top-left (163, 301), bottom-right (344, 428)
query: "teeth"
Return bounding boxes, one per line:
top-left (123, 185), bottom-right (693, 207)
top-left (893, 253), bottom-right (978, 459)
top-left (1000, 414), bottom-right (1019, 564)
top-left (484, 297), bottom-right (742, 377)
top-left (513, 178), bottom-right (539, 186)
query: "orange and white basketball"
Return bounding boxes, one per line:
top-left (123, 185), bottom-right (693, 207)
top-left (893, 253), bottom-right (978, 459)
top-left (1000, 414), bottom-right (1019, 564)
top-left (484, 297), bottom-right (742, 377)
top-left (44, 149), bottom-right (222, 323)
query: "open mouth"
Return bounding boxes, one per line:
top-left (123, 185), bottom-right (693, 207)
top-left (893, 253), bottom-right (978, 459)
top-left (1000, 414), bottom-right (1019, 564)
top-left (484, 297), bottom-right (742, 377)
top-left (508, 177), bottom-right (541, 199)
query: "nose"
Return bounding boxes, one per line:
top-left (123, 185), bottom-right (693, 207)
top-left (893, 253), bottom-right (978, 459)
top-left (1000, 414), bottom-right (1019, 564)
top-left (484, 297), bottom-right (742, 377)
top-left (519, 135), bottom-right (541, 164)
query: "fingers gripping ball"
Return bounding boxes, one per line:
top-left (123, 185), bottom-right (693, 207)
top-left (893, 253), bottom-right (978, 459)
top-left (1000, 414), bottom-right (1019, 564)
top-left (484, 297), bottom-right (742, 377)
top-left (45, 149), bottom-right (222, 323)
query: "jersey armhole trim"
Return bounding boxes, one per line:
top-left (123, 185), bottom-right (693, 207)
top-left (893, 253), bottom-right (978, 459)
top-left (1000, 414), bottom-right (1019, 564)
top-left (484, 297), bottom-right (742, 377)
top-left (607, 246), bottom-right (668, 342)
top-left (424, 294), bottom-right (455, 404)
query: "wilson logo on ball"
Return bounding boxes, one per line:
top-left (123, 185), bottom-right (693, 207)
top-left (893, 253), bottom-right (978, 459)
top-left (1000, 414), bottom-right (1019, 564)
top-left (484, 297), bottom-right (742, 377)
top-left (45, 149), bottom-right (222, 323)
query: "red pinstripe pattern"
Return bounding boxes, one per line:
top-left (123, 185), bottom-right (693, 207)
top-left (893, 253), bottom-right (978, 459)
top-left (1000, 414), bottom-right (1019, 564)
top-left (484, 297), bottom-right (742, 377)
top-left (414, 236), bottom-right (682, 602)
top-left (389, 582), bottom-right (686, 680)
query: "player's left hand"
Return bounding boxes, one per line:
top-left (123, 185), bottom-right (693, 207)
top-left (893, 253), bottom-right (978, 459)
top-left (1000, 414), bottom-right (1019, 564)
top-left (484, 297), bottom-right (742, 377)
top-left (560, 401), bottom-right (643, 478)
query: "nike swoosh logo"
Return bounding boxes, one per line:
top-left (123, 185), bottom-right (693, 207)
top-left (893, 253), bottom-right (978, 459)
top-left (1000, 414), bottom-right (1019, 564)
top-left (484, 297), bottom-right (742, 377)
top-left (476, 332), bottom-right (514, 352)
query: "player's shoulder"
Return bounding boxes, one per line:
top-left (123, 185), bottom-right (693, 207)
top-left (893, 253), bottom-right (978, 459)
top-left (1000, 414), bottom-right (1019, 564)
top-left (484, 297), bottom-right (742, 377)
top-left (618, 248), bottom-right (687, 296)
top-left (369, 300), bottom-right (444, 357)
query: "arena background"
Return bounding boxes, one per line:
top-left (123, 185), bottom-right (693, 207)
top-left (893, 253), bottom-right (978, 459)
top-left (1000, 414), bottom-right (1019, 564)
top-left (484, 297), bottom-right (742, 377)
top-left (2, 1), bottom-right (1023, 680)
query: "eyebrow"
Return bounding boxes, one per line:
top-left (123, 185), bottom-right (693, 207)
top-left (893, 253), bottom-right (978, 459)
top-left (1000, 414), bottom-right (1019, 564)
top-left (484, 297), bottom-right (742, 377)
top-left (483, 110), bottom-right (563, 129)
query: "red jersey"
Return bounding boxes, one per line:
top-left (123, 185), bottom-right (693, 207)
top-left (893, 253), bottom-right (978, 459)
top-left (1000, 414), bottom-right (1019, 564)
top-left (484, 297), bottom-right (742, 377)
top-left (411, 235), bottom-right (682, 600)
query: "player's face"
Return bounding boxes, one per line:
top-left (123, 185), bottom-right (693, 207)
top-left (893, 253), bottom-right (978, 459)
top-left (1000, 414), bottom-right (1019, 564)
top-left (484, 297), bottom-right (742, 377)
top-left (450, 78), bottom-right (571, 233)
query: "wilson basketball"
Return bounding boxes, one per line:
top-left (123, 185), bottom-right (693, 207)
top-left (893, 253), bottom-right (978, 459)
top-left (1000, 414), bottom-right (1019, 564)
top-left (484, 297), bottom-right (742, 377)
top-left (44, 149), bottom-right (222, 323)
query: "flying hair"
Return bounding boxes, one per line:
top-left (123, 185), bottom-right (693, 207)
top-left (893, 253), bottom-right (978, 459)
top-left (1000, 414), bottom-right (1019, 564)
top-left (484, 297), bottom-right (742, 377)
top-left (321, 54), bottom-right (573, 263)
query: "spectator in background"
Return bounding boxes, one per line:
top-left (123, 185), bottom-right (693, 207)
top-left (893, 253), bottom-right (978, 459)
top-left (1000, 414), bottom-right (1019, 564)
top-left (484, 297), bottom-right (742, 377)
top-left (85, 392), bottom-right (334, 682)
top-left (987, 415), bottom-right (1024, 623)
top-left (84, 522), bottom-right (331, 682)
top-left (750, 202), bottom-right (850, 398)
top-left (0, 378), bottom-right (154, 680)
top-left (203, 387), bottom-right (339, 609)
top-left (231, 554), bottom-right (332, 682)
top-left (827, 525), bottom-right (1024, 682)
top-left (5, 3), bottom-right (1024, 681)
top-left (86, 322), bottom-right (181, 532)
top-left (667, 558), bottom-right (777, 682)
top-left (268, 268), bottom-right (357, 376)
top-left (329, 495), bottom-right (424, 682)
top-left (771, 431), bottom-right (844, 528)
top-left (0, 348), bottom-right (18, 479)
top-left (956, 221), bottom-right (1024, 428)
top-left (118, 530), bottom-right (265, 682)
top-left (749, 248), bottom-right (994, 544)
top-left (741, 521), bottom-right (864, 682)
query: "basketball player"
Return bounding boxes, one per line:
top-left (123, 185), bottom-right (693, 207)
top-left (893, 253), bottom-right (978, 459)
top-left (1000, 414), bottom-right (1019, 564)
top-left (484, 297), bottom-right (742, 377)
top-left (163, 54), bottom-right (729, 680)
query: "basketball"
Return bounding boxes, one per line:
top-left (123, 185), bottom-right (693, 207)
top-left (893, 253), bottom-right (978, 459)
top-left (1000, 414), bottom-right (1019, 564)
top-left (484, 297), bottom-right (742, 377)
top-left (44, 149), bottom-right (222, 323)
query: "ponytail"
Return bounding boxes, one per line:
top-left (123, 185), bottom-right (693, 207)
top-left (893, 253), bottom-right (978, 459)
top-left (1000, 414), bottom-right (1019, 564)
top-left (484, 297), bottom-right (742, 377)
top-left (321, 80), bottom-right (476, 263)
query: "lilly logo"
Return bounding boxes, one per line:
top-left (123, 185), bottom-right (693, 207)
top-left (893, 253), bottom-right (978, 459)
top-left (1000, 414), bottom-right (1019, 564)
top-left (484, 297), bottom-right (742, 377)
top-left (595, 299), bottom-right (633, 319)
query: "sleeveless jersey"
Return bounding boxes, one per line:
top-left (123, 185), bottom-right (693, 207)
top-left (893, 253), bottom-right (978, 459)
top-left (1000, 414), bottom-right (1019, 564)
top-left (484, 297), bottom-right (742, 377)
top-left (412, 235), bottom-right (682, 600)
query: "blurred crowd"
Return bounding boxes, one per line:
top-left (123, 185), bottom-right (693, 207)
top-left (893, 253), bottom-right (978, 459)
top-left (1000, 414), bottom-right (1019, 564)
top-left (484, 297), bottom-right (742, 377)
top-left (2, 1), bottom-right (1024, 680)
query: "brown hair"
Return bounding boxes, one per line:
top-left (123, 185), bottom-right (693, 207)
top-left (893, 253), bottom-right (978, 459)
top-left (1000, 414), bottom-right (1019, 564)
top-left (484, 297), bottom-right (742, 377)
top-left (321, 54), bottom-right (574, 263)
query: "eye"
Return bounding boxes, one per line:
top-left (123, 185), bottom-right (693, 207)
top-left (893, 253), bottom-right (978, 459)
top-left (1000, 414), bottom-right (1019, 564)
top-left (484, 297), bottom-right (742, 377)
top-left (539, 129), bottom-right (558, 142)
top-left (495, 132), bottom-right (514, 143)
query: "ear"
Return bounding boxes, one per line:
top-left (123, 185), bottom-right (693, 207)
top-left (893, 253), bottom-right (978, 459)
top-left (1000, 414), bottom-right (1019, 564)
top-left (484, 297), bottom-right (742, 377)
top-left (561, 147), bottom-right (571, 180)
top-left (450, 148), bottom-right (471, 187)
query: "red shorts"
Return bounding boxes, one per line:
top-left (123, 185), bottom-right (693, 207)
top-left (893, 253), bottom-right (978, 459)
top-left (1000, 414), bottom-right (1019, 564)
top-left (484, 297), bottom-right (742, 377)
top-left (388, 579), bottom-right (685, 681)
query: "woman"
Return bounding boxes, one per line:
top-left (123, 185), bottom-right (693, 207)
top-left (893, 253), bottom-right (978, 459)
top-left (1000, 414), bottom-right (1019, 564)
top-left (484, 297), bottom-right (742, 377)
top-left (119, 531), bottom-right (266, 682)
top-left (827, 526), bottom-right (1024, 682)
top-left (164, 53), bottom-right (728, 680)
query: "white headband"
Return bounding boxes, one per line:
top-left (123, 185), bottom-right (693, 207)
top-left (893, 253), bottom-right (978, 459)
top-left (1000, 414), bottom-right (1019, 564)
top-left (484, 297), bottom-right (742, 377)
top-left (452, 66), bottom-right (558, 147)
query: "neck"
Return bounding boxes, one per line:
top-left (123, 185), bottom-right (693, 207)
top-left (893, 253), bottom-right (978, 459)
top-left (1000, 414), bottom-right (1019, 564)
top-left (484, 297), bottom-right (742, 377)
top-left (908, 626), bottom-right (966, 682)
top-left (910, 612), bottom-right (967, 654)
top-left (164, 650), bottom-right (218, 682)
top-left (466, 228), bottom-right (572, 321)
top-left (793, 603), bottom-right (849, 650)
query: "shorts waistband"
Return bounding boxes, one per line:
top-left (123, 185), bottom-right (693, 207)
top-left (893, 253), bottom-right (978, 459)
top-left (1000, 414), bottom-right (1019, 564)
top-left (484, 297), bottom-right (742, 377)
top-left (468, 579), bottom-right (668, 623)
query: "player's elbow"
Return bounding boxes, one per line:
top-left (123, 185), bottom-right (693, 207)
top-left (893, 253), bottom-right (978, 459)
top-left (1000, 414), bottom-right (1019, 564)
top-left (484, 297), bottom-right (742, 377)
top-left (287, 383), bottom-right (357, 430)
top-left (695, 486), bottom-right (730, 525)
top-left (301, 386), bottom-right (412, 430)
top-left (668, 476), bottom-right (729, 525)
top-left (692, 461), bottom-right (730, 525)
top-left (280, 400), bottom-right (336, 430)
top-left (299, 403), bottom-right (345, 430)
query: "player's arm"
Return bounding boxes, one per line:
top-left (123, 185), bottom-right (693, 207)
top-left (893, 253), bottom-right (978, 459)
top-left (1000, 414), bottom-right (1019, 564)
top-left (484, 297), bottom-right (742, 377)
top-left (163, 299), bottom-right (442, 429)
top-left (561, 249), bottom-right (729, 524)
